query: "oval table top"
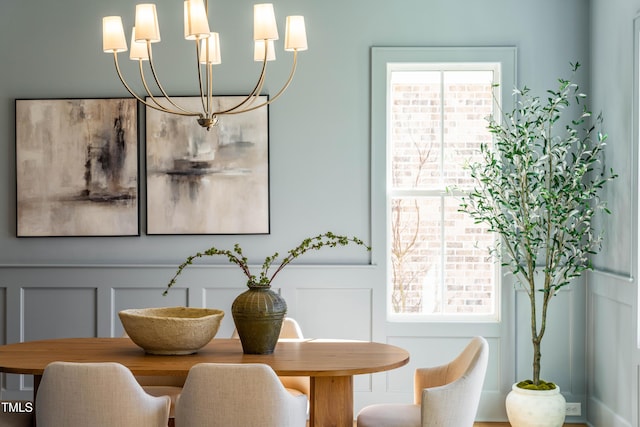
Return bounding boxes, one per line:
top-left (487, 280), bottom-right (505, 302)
top-left (0, 337), bottom-right (410, 377)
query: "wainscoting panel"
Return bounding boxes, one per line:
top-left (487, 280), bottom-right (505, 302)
top-left (203, 287), bottom-right (247, 338)
top-left (23, 287), bottom-right (97, 341)
top-left (587, 272), bottom-right (635, 427)
top-left (295, 287), bottom-right (374, 393)
top-left (13, 286), bottom-right (98, 392)
top-left (514, 288), bottom-right (578, 393)
top-left (295, 288), bottom-right (372, 341)
top-left (0, 287), bottom-right (5, 345)
top-left (591, 292), bottom-right (632, 416)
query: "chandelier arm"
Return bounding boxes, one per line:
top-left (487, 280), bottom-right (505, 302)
top-left (245, 69), bottom-right (268, 109)
top-left (214, 68), bottom-right (266, 115)
top-left (113, 53), bottom-right (198, 117)
top-left (239, 70), bottom-right (267, 110)
top-left (214, 53), bottom-right (270, 115)
top-left (145, 41), bottom-right (201, 116)
top-left (242, 39), bottom-right (270, 109)
top-left (138, 59), bottom-right (177, 113)
top-left (208, 62), bottom-right (214, 116)
top-left (223, 50), bottom-right (299, 115)
top-left (194, 39), bottom-right (210, 117)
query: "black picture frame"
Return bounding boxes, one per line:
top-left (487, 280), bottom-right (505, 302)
top-left (145, 96), bottom-right (270, 235)
top-left (15, 98), bottom-right (139, 237)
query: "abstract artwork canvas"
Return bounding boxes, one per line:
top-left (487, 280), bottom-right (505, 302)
top-left (16, 98), bottom-right (139, 237)
top-left (146, 96), bottom-right (269, 234)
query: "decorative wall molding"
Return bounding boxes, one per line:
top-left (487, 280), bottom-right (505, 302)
top-left (588, 395), bottom-right (633, 427)
top-left (591, 268), bottom-right (634, 283)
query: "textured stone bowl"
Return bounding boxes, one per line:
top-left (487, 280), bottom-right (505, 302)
top-left (119, 307), bottom-right (225, 355)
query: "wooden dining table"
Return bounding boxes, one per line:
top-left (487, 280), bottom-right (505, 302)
top-left (0, 337), bottom-right (409, 427)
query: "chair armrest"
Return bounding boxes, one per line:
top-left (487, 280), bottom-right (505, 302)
top-left (279, 376), bottom-right (310, 397)
top-left (420, 374), bottom-right (483, 426)
top-left (413, 365), bottom-right (451, 403)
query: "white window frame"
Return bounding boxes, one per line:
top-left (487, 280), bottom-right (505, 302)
top-left (634, 15), bottom-right (640, 349)
top-left (371, 46), bottom-right (517, 323)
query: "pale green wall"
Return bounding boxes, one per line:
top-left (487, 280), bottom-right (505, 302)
top-left (0, 0), bottom-right (589, 265)
top-left (589, 0), bottom-right (640, 426)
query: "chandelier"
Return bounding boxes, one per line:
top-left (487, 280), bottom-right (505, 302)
top-left (102, 1), bottom-right (307, 130)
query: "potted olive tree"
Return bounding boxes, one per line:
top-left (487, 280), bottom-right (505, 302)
top-left (458, 63), bottom-right (615, 426)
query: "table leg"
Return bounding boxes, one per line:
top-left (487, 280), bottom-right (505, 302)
top-left (309, 376), bottom-right (353, 427)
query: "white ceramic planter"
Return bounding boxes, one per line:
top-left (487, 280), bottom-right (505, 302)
top-left (505, 383), bottom-right (566, 427)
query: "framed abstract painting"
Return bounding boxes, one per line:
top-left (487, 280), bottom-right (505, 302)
top-left (145, 95), bottom-right (270, 235)
top-left (15, 98), bottom-right (139, 237)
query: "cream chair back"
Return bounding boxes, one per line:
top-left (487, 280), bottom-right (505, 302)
top-left (175, 363), bottom-right (307, 427)
top-left (35, 361), bottom-right (170, 427)
top-left (122, 331), bottom-right (185, 420)
top-left (280, 317), bottom-right (304, 338)
top-left (414, 335), bottom-right (489, 404)
top-left (417, 336), bottom-right (489, 426)
top-left (357, 336), bottom-right (489, 427)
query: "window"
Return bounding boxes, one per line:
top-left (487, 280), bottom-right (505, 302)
top-left (371, 47), bottom-right (516, 322)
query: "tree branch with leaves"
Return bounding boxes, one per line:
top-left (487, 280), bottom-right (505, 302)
top-left (163, 232), bottom-right (371, 295)
top-left (458, 63), bottom-right (616, 388)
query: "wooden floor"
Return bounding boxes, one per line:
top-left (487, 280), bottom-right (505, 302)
top-left (475, 424), bottom-right (587, 427)
top-left (321, 423), bottom-right (588, 427)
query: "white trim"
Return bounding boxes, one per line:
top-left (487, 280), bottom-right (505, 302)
top-left (372, 46), bottom-right (516, 323)
top-left (632, 15), bottom-right (640, 427)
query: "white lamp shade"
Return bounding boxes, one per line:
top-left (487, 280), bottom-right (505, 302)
top-left (135, 4), bottom-right (161, 42)
top-left (284, 16), bottom-right (307, 51)
top-left (102, 16), bottom-right (128, 53)
top-left (254, 40), bottom-right (275, 62)
top-left (129, 28), bottom-right (149, 60)
top-left (199, 32), bottom-right (221, 64)
top-left (254, 4), bottom-right (278, 41)
top-left (184, 0), bottom-right (211, 40)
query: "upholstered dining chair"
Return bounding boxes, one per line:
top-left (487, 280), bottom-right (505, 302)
top-left (356, 336), bottom-right (489, 427)
top-left (231, 317), bottom-right (310, 397)
top-left (35, 361), bottom-right (170, 427)
top-left (134, 375), bottom-right (184, 427)
top-left (122, 331), bottom-right (185, 426)
top-left (174, 363), bottom-right (307, 427)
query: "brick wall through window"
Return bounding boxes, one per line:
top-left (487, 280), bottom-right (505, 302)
top-left (388, 68), bottom-right (498, 318)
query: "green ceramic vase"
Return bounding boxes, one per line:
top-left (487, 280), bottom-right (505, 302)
top-left (231, 287), bottom-right (287, 354)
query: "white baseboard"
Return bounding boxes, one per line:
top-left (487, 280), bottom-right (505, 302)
top-left (588, 396), bottom-right (632, 427)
